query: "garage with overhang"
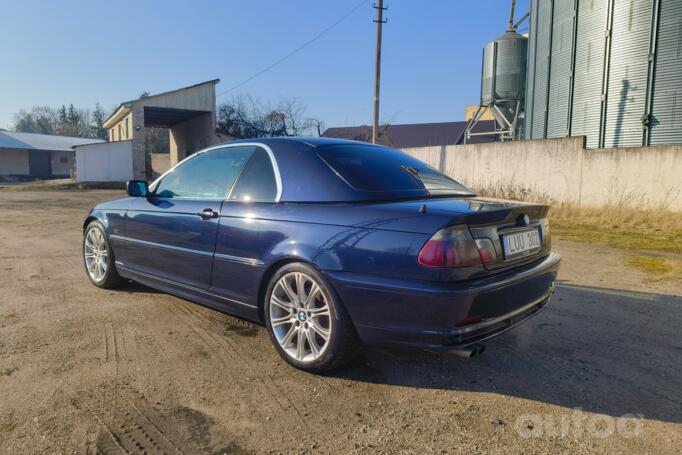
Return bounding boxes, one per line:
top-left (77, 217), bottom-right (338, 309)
top-left (101, 79), bottom-right (223, 180)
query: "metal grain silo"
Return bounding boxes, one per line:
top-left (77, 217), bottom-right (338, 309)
top-left (525, 0), bottom-right (682, 148)
top-left (468, 31), bottom-right (527, 141)
top-left (648, 0), bottom-right (682, 145)
top-left (525, 0), bottom-right (553, 139)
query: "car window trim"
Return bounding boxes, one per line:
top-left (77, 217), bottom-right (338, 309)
top-left (149, 142), bottom-right (283, 202)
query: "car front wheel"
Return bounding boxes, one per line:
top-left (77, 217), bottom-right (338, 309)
top-left (264, 263), bottom-right (358, 372)
top-left (83, 221), bottom-right (122, 289)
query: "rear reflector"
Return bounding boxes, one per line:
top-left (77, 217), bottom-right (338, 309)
top-left (417, 225), bottom-right (482, 268)
top-left (474, 238), bottom-right (497, 264)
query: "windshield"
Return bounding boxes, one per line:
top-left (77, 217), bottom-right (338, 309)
top-left (316, 144), bottom-right (475, 196)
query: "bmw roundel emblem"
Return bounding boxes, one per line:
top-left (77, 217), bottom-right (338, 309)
top-left (518, 214), bottom-right (530, 226)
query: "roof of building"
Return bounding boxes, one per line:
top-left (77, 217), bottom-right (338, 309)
top-left (103, 79), bottom-right (220, 129)
top-left (0, 130), bottom-right (104, 152)
top-left (322, 120), bottom-right (498, 148)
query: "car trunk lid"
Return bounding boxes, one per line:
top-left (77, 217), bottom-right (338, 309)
top-left (411, 197), bottom-right (552, 276)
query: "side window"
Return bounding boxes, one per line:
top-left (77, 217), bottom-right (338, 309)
top-left (229, 147), bottom-right (278, 202)
top-left (154, 146), bottom-right (257, 199)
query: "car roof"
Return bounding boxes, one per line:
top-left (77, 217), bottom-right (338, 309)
top-left (201, 137), bottom-right (436, 203)
top-left (223, 136), bottom-right (372, 148)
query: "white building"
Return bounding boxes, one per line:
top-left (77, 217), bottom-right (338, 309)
top-left (0, 130), bottom-right (103, 179)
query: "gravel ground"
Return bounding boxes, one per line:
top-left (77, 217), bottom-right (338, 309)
top-left (0, 190), bottom-right (680, 454)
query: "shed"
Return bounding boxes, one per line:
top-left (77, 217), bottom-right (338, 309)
top-left (0, 130), bottom-right (103, 179)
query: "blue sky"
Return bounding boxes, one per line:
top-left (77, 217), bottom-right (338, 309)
top-left (0, 0), bottom-right (528, 130)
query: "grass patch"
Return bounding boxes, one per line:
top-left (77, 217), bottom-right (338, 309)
top-left (1, 422), bottom-right (16, 432)
top-left (624, 255), bottom-right (682, 282)
top-left (549, 205), bottom-right (682, 254)
top-left (624, 256), bottom-right (673, 274)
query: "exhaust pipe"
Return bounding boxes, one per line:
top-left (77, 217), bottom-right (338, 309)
top-left (452, 344), bottom-right (486, 359)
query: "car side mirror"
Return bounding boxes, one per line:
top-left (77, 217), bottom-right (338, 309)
top-left (126, 180), bottom-right (149, 197)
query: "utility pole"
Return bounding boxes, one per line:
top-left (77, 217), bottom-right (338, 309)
top-left (372, 0), bottom-right (387, 144)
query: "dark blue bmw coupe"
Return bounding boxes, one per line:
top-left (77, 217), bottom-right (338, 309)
top-left (83, 137), bottom-right (560, 372)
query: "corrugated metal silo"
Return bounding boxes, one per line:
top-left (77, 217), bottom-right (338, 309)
top-left (603, 0), bottom-right (652, 147)
top-left (570, 0), bottom-right (608, 148)
top-left (545, 0), bottom-right (575, 138)
top-left (525, 0), bottom-right (682, 148)
top-left (649, 0), bottom-right (682, 145)
top-left (477, 31), bottom-right (528, 139)
top-left (526, 0), bottom-right (552, 139)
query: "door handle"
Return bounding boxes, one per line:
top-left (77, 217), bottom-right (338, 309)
top-left (197, 208), bottom-right (219, 220)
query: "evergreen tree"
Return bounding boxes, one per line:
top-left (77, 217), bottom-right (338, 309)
top-left (90, 103), bottom-right (109, 140)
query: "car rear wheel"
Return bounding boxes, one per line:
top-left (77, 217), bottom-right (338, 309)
top-left (265, 263), bottom-right (358, 372)
top-left (83, 221), bottom-right (122, 289)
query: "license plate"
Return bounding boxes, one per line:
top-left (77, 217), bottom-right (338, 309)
top-left (502, 228), bottom-right (542, 259)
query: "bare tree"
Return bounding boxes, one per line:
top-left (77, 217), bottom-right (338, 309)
top-left (217, 96), bottom-right (320, 138)
top-left (13, 106), bottom-right (60, 135)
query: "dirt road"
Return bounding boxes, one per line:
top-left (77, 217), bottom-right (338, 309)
top-left (0, 190), bottom-right (680, 454)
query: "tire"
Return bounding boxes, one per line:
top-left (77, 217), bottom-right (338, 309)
top-left (264, 262), bottom-right (359, 373)
top-left (83, 220), bottom-right (122, 289)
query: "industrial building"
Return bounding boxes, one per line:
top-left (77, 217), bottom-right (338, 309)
top-left (525, 0), bottom-right (682, 148)
top-left (0, 130), bottom-right (102, 179)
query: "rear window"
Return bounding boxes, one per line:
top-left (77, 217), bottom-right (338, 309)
top-left (316, 144), bottom-right (474, 195)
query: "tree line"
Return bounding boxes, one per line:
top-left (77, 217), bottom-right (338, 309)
top-left (12, 103), bottom-right (109, 140)
top-left (11, 95), bottom-right (323, 144)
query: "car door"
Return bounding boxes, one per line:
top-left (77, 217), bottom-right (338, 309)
top-left (124, 145), bottom-right (258, 289)
top-left (210, 145), bottom-right (281, 307)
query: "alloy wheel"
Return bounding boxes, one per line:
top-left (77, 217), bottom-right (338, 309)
top-left (84, 227), bottom-right (108, 282)
top-left (269, 272), bottom-right (332, 363)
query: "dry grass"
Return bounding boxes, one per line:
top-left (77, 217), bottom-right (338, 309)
top-left (473, 180), bottom-right (557, 205)
top-left (549, 204), bottom-right (682, 254)
top-left (474, 181), bottom-right (682, 254)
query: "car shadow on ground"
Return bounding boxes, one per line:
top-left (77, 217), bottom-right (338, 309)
top-left (331, 283), bottom-right (682, 424)
top-left (118, 280), bottom-right (164, 294)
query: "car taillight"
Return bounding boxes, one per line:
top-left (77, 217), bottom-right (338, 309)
top-left (418, 226), bottom-right (482, 268)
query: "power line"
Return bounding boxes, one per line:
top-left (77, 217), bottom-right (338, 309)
top-left (217, 0), bottom-right (369, 98)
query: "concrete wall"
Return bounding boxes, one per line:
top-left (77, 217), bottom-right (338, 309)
top-left (75, 140), bottom-right (133, 182)
top-left (150, 153), bottom-right (170, 179)
top-left (0, 149), bottom-right (29, 175)
top-left (402, 136), bottom-right (682, 211)
top-left (169, 112), bottom-right (217, 165)
top-left (51, 150), bottom-right (74, 177)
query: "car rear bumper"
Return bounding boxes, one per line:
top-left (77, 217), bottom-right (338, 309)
top-left (324, 252), bottom-right (561, 349)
